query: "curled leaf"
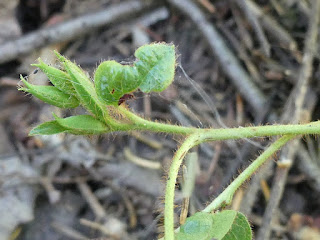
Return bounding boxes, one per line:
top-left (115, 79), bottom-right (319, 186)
top-left (19, 75), bottom-right (79, 109)
top-left (94, 42), bottom-right (176, 106)
top-left (94, 60), bottom-right (140, 106)
top-left (32, 58), bottom-right (77, 96)
top-left (134, 43), bottom-right (176, 93)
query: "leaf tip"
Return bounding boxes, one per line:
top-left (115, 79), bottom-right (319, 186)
top-left (54, 50), bottom-right (66, 63)
top-left (19, 75), bottom-right (30, 88)
top-left (52, 112), bottom-right (60, 120)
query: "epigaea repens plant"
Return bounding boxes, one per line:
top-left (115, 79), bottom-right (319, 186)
top-left (19, 42), bottom-right (320, 240)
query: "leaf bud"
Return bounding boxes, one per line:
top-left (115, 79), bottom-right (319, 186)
top-left (32, 58), bottom-right (77, 96)
top-left (54, 51), bottom-right (107, 121)
top-left (19, 75), bottom-right (79, 109)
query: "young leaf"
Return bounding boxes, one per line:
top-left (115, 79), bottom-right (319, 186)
top-left (32, 58), bottom-right (77, 96)
top-left (54, 51), bottom-right (107, 121)
top-left (210, 210), bottom-right (252, 240)
top-left (29, 120), bottom-right (67, 136)
top-left (94, 60), bottom-right (140, 106)
top-left (176, 212), bottom-right (214, 240)
top-left (134, 43), bottom-right (176, 93)
top-left (94, 43), bottom-right (176, 105)
top-left (176, 210), bottom-right (252, 240)
top-left (19, 75), bottom-right (79, 109)
top-left (53, 114), bottom-right (109, 135)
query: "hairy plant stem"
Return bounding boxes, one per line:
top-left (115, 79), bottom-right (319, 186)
top-left (116, 107), bottom-right (197, 134)
top-left (118, 107), bottom-right (320, 138)
top-left (163, 134), bottom-right (297, 239)
top-left (202, 134), bottom-right (295, 213)
top-left (117, 108), bottom-right (320, 240)
top-left (164, 133), bottom-right (201, 240)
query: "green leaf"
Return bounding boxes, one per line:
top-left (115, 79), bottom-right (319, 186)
top-left (176, 210), bottom-right (252, 240)
top-left (29, 115), bottom-right (109, 136)
top-left (54, 51), bottom-right (107, 121)
top-left (134, 43), bottom-right (176, 93)
top-left (176, 212), bottom-right (214, 240)
top-left (53, 114), bottom-right (109, 135)
top-left (29, 120), bottom-right (67, 136)
top-left (94, 60), bottom-right (140, 106)
top-left (94, 43), bottom-right (176, 106)
top-left (19, 75), bottom-right (79, 109)
top-left (32, 58), bottom-right (77, 96)
top-left (211, 210), bottom-right (252, 240)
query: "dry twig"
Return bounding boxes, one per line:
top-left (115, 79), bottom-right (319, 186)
top-left (51, 222), bottom-right (88, 240)
top-left (104, 181), bottom-right (138, 229)
top-left (246, 0), bottom-right (298, 53)
top-left (236, 0), bottom-right (271, 56)
top-left (257, 1), bottom-right (320, 239)
top-left (168, 0), bottom-right (267, 115)
top-left (0, 0), bottom-right (159, 64)
top-left (124, 147), bottom-right (161, 169)
top-left (296, 144), bottom-right (320, 192)
top-left (77, 181), bottom-right (107, 219)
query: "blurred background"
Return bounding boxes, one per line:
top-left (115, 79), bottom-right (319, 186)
top-left (0, 0), bottom-right (320, 239)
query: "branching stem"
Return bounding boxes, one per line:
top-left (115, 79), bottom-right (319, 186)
top-left (119, 108), bottom-right (320, 239)
top-left (202, 134), bottom-right (295, 213)
top-left (164, 133), bottom-right (201, 239)
top-left (162, 132), bottom-right (298, 239)
top-left (24, 46), bottom-right (320, 240)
